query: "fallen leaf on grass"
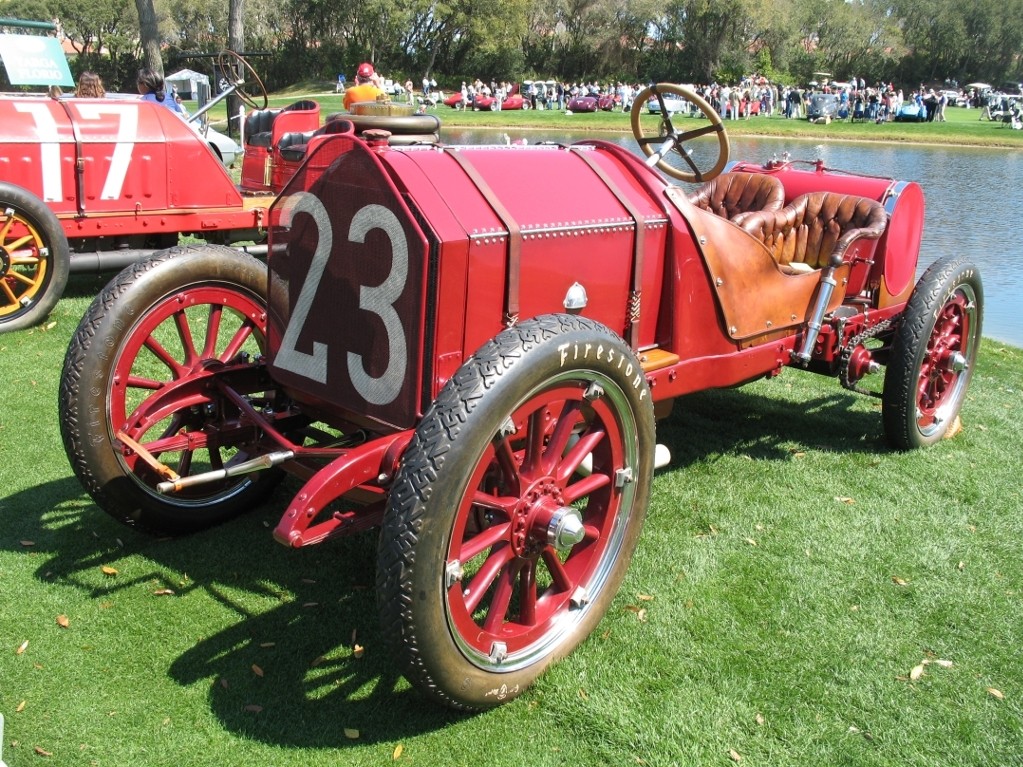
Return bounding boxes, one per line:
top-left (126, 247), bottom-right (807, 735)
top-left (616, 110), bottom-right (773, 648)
top-left (219, 677), bottom-right (229, 689)
top-left (260, 642), bottom-right (276, 648)
top-left (153, 588), bottom-right (175, 596)
top-left (910, 663), bottom-right (926, 681)
top-left (20, 540), bottom-right (34, 547)
top-left (834, 496), bottom-right (855, 505)
top-left (637, 593), bottom-right (654, 601)
top-left (243, 704), bottom-right (263, 713)
top-left (744, 537), bottom-right (757, 547)
top-left (892, 576), bottom-right (909, 586)
top-left (987, 687), bottom-right (1005, 700)
top-left (578, 688), bottom-right (588, 700)
top-left (56, 615), bottom-right (70, 629)
top-left (101, 566), bottom-right (118, 576)
top-left (353, 644), bottom-right (365, 659)
top-left (392, 744), bottom-right (404, 760)
top-left (252, 664), bottom-right (264, 677)
top-left (344, 728), bottom-right (360, 740)
top-left (728, 748), bottom-right (742, 762)
top-left (755, 713), bottom-right (765, 726)
top-left (16, 639), bottom-right (28, 655)
top-left (931, 659), bottom-right (954, 668)
top-left (310, 655), bottom-right (326, 667)
top-left (34, 746), bottom-right (53, 757)
top-left (16, 700), bottom-right (26, 712)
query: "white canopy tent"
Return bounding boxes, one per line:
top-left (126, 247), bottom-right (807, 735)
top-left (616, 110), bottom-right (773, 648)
top-left (165, 68), bottom-right (210, 99)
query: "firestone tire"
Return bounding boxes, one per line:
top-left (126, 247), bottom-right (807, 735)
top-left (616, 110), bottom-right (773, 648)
top-left (882, 255), bottom-right (983, 449)
top-left (59, 244), bottom-right (277, 535)
top-left (0, 182), bottom-right (70, 333)
top-left (377, 314), bottom-right (655, 710)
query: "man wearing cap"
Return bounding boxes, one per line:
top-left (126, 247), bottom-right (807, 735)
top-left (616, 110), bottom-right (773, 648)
top-left (343, 63), bottom-right (385, 111)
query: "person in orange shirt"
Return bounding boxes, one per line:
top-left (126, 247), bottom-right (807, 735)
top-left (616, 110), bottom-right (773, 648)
top-left (343, 62), bottom-right (385, 111)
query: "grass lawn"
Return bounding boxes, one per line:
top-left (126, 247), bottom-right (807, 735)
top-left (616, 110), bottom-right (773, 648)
top-left (1, 275), bottom-right (1021, 766)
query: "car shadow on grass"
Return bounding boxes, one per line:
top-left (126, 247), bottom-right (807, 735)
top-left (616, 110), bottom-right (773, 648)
top-left (656, 380), bottom-right (888, 469)
top-left (3, 476), bottom-right (462, 747)
top-left (4, 379), bottom-right (887, 748)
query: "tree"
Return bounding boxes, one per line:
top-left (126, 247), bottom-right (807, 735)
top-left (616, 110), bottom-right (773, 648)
top-left (135, 0), bottom-right (161, 72)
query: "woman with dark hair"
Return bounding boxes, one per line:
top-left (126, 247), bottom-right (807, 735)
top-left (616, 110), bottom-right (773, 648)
top-left (137, 67), bottom-right (185, 115)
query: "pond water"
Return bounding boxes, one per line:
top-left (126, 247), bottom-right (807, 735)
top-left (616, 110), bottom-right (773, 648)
top-left (443, 127), bottom-right (1021, 347)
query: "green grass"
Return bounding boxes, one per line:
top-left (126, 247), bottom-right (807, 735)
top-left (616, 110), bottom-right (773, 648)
top-left (1, 277), bottom-right (1021, 765)
top-left (234, 84), bottom-right (1023, 149)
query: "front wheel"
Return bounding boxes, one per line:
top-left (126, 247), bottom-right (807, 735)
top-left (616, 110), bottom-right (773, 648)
top-left (377, 315), bottom-right (655, 710)
top-left (59, 244), bottom-right (277, 534)
top-left (882, 255), bottom-right (983, 449)
top-left (0, 183), bottom-right (70, 333)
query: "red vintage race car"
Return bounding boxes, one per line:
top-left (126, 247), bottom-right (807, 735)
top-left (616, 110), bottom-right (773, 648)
top-left (59, 83), bottom-right (982, 711)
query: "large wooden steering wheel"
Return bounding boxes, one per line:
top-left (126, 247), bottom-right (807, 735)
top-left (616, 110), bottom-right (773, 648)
top-left (216, 50), bottom-right (268, 110)
top-left (630, 83), bottom-right (730, 183)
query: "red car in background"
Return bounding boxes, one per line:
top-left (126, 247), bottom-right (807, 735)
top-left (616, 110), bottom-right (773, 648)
top-left (0, 51), bottom-right (280, 332)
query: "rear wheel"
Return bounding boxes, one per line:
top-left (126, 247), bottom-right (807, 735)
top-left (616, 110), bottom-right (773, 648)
top-left (883, 255), bottom-right (983, 449)
top-left (60, 245), bottom-right (277, 534)
top-left (0, 183), bottom-right (70, 333)
top-left (377, 315), bottom-right (655, 710)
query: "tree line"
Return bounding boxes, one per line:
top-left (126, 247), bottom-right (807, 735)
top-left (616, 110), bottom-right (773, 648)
top-left (3, 0), bottom-right (1022, 94)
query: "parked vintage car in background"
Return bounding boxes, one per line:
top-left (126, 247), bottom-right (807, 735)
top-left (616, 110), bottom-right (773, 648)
top-left (59, 81), bottom-right (983, 712)
top-left (0, 52), bottom-right (273, 332)
top-left (807, 92), bottom-right (840, 122)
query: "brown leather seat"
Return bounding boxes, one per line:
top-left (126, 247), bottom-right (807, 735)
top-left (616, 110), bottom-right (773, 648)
top-left (687, 172), bottom-right (785, 224)
top-left (739, 191), bottom-right (887, 272)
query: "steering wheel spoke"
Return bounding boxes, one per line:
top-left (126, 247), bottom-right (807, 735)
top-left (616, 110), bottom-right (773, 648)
top-left (630, 83), bottom-right (730, 182)
top-left (216, 50), bottom-right (268, 110)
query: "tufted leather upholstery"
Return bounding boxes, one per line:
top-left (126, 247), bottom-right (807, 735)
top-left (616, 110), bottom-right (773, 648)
top-left (739, 191), bottom-right (887, 271)
top-left (687, 172), bottom-right (785, 224)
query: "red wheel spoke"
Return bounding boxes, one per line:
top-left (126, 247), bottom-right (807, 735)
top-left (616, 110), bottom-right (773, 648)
top-left (174, 310), bottom-right (200, 368)
top-left (521, 408), bottom-right (547, 475)
top-left (219, 319), bottom-right (257, 362)
top-left (542, 400), bottom-right (582, 474)
top-left (471, 490), bottom-right (516, 515)
top-left (492, 436), bottom-right (520, 489)
top-left (463, 543), bottom-right (514, 614)
top-left (207, 445), bottom-right (225, 471)
top-left (557, 428), bottom-right (605, 483)
top-left (200, 305), bottom-right (224, 359)
top-left (176, 448), bottom-right (194, 476)
top-left (518, 560), bottom-right (538, 626)
top-left (143, 335), bottom-right (187, 378)
top-left (563, 471), bottom-right (611, 504)
top-left (125, 375), bottom-right (164, 391)
top-left (459, 521), bottom-right (512, 563)
top-left (483, 560), bottom-right (520, 633)
top-left (541, 547), bottom-right (574, 592)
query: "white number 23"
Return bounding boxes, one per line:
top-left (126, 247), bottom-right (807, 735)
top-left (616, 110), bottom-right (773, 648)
top-left (275, 194), bottom-right (409, 406)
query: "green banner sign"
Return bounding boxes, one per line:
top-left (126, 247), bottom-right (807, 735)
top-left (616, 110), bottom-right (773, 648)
top-left (0, 33), bottom-right (74, 86)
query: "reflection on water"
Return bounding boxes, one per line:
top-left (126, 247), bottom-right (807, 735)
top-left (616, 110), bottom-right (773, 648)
top-left (442, 126), bottom-right (1020, 347)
